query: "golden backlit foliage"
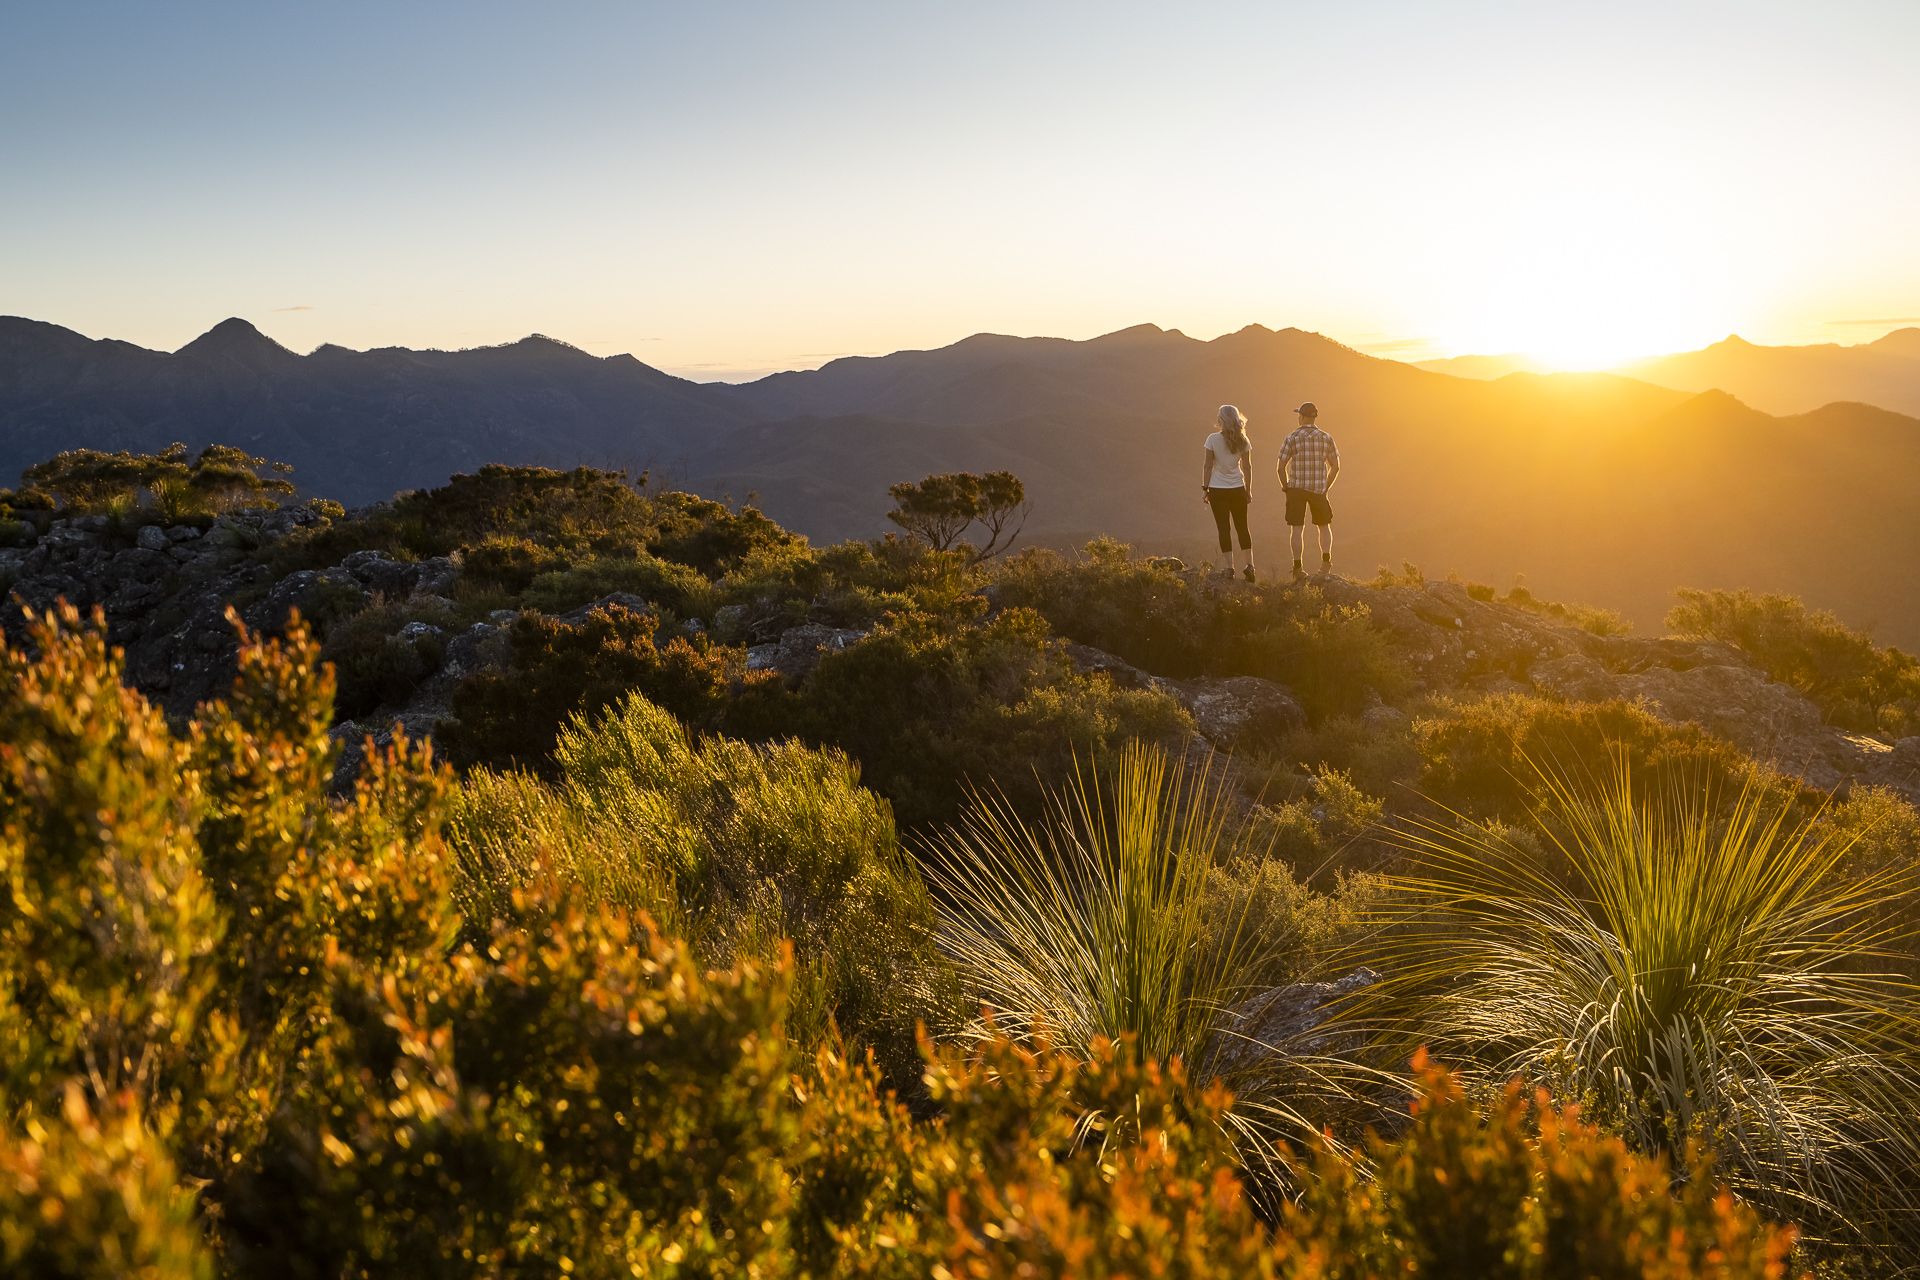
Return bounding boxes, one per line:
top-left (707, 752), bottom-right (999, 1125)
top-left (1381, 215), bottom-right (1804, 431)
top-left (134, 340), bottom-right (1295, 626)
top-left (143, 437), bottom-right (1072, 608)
top-left (0, 606), bottom-right (1800, 1277)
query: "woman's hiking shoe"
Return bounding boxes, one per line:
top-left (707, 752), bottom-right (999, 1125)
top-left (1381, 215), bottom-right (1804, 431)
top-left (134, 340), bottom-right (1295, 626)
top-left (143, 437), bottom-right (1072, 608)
top-left (1242, 566), bottom-right (1256, 582)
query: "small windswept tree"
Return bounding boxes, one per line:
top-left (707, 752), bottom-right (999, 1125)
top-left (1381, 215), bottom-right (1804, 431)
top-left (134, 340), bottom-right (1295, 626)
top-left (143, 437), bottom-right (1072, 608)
top-left (885, 469), bottom-right (1029, 561)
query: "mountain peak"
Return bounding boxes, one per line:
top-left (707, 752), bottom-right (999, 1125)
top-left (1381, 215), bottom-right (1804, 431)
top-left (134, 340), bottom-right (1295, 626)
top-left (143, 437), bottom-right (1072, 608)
top-left (176, 317), bottom-right (297, 365)
top-left (1867, 326), bottom-right (1920, 356)
top-left (511, 333), bottom-right (592, 356)
top-left (1090, 323), bottom-right (1171, 343)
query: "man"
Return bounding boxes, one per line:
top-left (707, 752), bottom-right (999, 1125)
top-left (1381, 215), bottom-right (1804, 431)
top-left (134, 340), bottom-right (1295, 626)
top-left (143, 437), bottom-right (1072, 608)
top-left (1276, 401), bottom-right (1340, 577)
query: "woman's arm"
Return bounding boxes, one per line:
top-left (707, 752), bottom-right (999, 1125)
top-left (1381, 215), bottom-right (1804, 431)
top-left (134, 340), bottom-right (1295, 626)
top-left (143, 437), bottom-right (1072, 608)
top-left (1201, 445), bottom-right (1213, 495)
top-left (1239, 448), bottom-right (1252, 497)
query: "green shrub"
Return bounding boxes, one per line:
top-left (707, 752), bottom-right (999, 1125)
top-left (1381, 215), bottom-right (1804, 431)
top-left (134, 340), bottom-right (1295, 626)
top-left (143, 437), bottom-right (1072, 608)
top-left (995, 542), bottom-right (1410, 719)
top-left (644, 489), bottom-right (801, 576)
top-left (321, 597), bottom-right (458, 718)
top-left (709, 536), bottom-right (975, 642)
top-left (1241, 766), bottom-right (1387, 876)
top-left (520, 553), bottom-right (710, 616)
top-left (1670, 587), bottom-right (1920, 736)
top-left (1230, 600), bottom-right (1412, 722)
top-left (15, 443), bottom-right (294, 519)
top-left (1414, 693), bottom-right (1798, 822)
top-left (1500, 583), bottom-right (1632, 636)
top-left (775, 605), bottom-right (1192, 827)
top-left (1259, 713), bottom-right (1423, 804)
top-left (457, 533), bottom-right (570, 596)
top-left (449, 692), bottom-right (956, 1086)
top-left (274, 464), bottom-right (789, 584)
top-left (1199, 860), bottom-right (1386, 993)
top-left (436, 603), bottom-right (761, 771)
top-left (993, 539), bottom-right (1222, 675)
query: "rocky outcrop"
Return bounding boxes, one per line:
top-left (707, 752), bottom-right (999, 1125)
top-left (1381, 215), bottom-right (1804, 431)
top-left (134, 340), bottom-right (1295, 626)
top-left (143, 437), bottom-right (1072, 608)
top-left (1308, 574), bottom-right (1919, 799)
top-left (0, 508), bottom-right (471, 725)
top-left (4, 508), bottom-right (327, 716)
top-left (329, 615), bottom-right (512, 790)
top-left (746, 622), bottom-right (867, 682)
top-left (1061, 642), bottom-right (1306, 750)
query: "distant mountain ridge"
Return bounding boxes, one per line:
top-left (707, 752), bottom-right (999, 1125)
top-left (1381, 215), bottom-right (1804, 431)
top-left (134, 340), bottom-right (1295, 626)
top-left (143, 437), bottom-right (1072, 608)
top-left (1616, 329), bottom-right (1920, 417)
top-left (4, 314), bottom-right (1920, 645)
top-left (0, 316), bottom-right (753, 502)
top-left (1426, 328), bottom-right (1920, 419)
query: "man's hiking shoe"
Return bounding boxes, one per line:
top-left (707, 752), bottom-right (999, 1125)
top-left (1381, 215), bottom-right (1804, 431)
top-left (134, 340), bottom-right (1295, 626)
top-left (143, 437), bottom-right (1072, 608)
top-left (1320, 556), bottom-right (1333, 576)
top-left (1242, 566), bottom-right (1256, 583)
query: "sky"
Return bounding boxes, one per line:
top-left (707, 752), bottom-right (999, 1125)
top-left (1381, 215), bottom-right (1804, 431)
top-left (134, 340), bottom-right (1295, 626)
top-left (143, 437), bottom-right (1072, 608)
top-left (3, 0), bottom-right (1917, 380)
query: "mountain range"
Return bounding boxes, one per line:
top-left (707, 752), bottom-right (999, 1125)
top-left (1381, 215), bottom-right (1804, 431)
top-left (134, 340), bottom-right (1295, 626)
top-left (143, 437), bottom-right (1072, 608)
top-left (1425, 328), bottom-right (1920, 419)
top-left (4, 315), bottom-right (1919, 645)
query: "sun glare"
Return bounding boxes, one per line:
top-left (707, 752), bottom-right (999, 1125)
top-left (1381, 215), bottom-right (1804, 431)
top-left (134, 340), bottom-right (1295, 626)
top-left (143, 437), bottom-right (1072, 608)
top-left (1407, 172), bottom-right (1741, 372)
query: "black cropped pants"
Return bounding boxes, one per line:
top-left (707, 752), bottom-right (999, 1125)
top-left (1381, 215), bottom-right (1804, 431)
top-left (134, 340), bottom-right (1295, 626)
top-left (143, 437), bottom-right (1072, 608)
top-left (1205, 486), bottom-right (1251, 552)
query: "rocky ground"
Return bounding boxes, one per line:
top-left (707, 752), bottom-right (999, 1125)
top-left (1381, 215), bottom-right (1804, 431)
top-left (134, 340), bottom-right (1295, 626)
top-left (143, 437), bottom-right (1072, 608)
top-left (4, 513), bottom-right (1915, 803)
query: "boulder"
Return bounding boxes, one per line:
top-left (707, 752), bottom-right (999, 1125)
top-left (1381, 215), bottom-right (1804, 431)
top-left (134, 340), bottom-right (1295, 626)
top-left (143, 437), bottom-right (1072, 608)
top-left (340, 549), bottom-right (416, 596)
top-left (1060, 641), bottom-right (1154, 689)
top-left (411, 556), bottom-right (459, 598)
top-left (745, 622), bottom-right (866, 681)
top-left (1156, 674), bottom-right (1306, 750)
top-left (135, 524), bottom-right (171, 551)
top-left (1059, 640), bottom-right (1306, 749)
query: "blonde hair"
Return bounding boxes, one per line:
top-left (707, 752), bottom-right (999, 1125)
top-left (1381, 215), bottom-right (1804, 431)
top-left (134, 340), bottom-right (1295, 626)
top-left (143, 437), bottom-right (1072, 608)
top-left (1216, 404), bottom-right (1250, 455)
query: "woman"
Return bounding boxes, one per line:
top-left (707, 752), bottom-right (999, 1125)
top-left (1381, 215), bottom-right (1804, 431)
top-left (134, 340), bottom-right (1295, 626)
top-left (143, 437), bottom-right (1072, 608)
top-left (1201, 404), bottom-right (1255, 581)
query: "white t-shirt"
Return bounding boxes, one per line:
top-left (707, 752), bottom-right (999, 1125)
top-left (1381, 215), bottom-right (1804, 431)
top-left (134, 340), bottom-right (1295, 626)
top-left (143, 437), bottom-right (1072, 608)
top-left (1204, 431), bottom-right (1250, 488)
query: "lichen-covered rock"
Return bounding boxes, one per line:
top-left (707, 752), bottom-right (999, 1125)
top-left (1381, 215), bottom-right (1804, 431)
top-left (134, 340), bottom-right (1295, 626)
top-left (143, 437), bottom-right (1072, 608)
top-left (1157, 674), bottom-right (1306, 750)
top-left (1059, 641), bottom-right (1304, 749)
top-left (746, 622), bottom-right (867, 681)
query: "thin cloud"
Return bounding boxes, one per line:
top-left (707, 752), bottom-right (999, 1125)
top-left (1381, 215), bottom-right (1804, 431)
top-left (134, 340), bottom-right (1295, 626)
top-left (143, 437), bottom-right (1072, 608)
top-left (272, 304), bottom-right (315, 312)
top-left (1827, 316), bottom-right (1920, 327)
top-left (1355, 337), bottom-right (1434, 354)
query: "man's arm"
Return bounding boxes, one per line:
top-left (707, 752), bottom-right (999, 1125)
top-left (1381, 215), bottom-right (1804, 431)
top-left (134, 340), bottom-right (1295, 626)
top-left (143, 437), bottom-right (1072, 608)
top-left (1276, 436), bottom-right (1294, 486)
top-left (1325, 439), bottom-right (1341, 489)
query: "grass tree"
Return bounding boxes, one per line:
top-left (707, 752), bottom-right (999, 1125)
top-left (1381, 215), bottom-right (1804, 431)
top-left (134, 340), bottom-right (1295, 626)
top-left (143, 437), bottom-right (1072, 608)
top-left (1362, 753), bottom-right (1920, 1253)
top-left (918, 742), bottom-right (1375, 1166)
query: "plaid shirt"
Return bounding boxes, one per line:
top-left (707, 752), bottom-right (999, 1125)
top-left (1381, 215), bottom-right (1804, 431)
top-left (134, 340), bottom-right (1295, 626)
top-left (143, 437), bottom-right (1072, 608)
top-left (1278, 424), bottom-right (1340, 493)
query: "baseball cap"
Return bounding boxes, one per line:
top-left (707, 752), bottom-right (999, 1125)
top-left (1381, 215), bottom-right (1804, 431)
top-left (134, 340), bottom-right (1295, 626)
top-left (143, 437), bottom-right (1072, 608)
top-left (1294, 402), bottom-right (1318, 416)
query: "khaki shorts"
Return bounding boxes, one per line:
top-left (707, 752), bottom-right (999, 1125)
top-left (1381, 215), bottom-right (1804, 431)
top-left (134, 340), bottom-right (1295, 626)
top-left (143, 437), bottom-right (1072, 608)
top-left (1284, 487), bottom-right (1333, 527)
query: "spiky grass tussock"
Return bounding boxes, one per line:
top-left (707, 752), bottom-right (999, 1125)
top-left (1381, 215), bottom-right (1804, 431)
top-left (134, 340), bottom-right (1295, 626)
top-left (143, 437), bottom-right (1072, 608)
top-left (918, 742), bottom-right (1377, 1165)
top-left (1361, 752), bottom-right (1920, 1250)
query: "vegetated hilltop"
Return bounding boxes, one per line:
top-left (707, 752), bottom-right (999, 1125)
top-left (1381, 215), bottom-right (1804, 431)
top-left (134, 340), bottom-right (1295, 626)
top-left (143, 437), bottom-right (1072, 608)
top-left (8, 314), bottom-right (1920, 647)
top-left (5, 447), bottom-right (1920, 1273)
